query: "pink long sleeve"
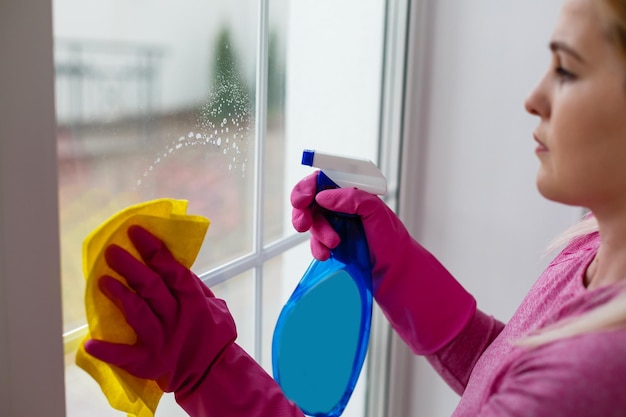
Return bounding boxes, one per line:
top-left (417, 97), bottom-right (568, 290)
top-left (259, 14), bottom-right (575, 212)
top-left (425, 232), bottom-right (626, 416)
top-left (426, 310), bottom-right (505, 395)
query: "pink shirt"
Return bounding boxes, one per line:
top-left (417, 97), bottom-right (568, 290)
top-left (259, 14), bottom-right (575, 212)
top-left (428, 232), bottom-right (626, 416)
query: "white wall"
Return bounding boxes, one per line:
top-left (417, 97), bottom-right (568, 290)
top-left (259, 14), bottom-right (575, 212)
top-left (397, 1), bottom-right (583, 416)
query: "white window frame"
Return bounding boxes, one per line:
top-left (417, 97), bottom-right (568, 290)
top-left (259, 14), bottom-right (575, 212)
top-left (0, 1), bottom-right (66, 416)
top-left (0, 1), bottom-right (411, 416)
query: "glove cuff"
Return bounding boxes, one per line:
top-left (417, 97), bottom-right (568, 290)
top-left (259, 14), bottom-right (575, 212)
top-left (374, 239), bottom-right (477, 355)
top-left (175, 344), bottom-right (304, 417)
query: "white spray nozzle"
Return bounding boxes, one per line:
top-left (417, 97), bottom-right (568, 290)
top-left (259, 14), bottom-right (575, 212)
top-left (301, 149), bottom-right (387, 195)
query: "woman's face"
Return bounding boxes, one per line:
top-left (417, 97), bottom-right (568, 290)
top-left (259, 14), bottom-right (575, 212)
top-left (525, 0), bottom-right (626, 215)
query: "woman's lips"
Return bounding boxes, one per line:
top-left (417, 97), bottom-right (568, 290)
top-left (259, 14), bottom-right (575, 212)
top-left (534, 134), bottom-right (548, 153)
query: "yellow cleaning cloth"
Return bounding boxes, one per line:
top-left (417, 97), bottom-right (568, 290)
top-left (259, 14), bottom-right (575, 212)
top-left (75, 199), bottom-right (210, 417)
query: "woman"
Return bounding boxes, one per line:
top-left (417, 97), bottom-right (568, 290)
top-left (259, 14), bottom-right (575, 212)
top-left (85, 0), bottom-right (626, 415)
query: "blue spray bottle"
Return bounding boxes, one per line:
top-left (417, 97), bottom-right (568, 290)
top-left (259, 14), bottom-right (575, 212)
top-left (272, 150), bottom-right (387, 417)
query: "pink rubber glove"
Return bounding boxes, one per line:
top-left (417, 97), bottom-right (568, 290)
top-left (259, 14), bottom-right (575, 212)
top-left (176, 343), bottom-right (303, 417)
top-left (291, 172), bottom-right (477, 354)
top-left (85, 225), bottom-right (303, 417)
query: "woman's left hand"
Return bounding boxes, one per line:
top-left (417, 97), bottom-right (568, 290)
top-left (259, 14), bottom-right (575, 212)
top-left (84, 225), bottom-right (237, 396)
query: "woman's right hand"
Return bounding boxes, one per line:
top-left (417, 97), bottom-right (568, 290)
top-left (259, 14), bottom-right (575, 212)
top-left (290, 171), bottom-right (477, 354)
top-left (291, 171), bottom-right (414, 287)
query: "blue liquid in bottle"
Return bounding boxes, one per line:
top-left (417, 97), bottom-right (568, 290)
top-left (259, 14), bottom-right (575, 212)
top-left (272, 170), bottom-right (374, 417)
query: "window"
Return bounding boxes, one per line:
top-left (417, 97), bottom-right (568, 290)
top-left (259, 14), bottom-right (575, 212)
top-left (1, 0), bottom-right (408, 416)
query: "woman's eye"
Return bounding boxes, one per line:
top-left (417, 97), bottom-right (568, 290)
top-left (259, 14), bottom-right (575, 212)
top-left (555, 66), bottom-right (576, 82)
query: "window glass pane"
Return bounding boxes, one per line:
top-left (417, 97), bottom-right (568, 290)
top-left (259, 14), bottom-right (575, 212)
top-left (261, 242), bottom-right (308, 371)
top-left (54, 0), bottom-right (258, 414)
top-left (55, 0), bottom-right (257, 331)
top-left (263, 0), bottom-right (288, 245)
top-left (278, 0), bottom-right (387, 241)
top-left (266, 2), bottom-right (386, 415)
top-left (212, 271), bottom-right (256, 355)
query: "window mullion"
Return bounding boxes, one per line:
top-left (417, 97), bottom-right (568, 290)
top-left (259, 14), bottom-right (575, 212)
top-left (367, 0), bottom-right (411, 416)
top-left (253, 0), bottom-right (270, 361)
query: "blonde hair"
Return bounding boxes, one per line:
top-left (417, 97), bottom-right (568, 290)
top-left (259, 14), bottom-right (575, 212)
top-left (597, 0), bottom-right (626, 62)
top-left (544, 212), bottom-right (598, 255)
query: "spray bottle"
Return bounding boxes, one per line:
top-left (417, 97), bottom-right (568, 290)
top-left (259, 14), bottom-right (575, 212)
top-left (272, 150), bottom-right (387, 417)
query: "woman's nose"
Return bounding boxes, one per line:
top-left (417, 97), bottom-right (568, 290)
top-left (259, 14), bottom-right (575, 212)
top-left (524, 75), bottom-right (550, 118)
